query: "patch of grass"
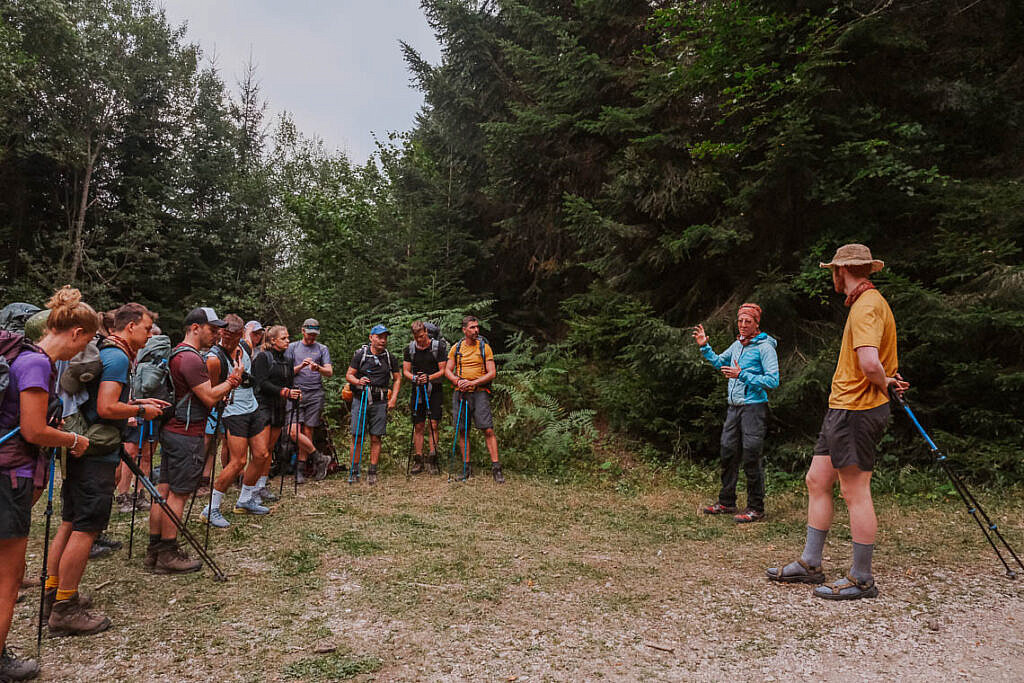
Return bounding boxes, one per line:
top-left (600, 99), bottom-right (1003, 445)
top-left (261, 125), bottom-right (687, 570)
top-left (277, 548), bottom-right (321, 576)
top-left (283, 652), bottom-right (382, 681)
top-left (334, 530), bottom-right (382, 555)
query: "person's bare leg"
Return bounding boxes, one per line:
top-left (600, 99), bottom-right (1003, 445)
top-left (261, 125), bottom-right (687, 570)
top-left (242, 436), bottom-right (268, 487)
top-left (772, 455), bottom-right (836, 579)
top-left (161, 491), bottom-right (188, 540)
top-left (55, 530), bottom-right (98, 594)
top-left (413, 422), bottom-right (425, 455)
top-left (46, 522), bottom-right (73, 580)
top-left (369, 435), bottom-right (382, 466)
top-left (0, 538), bottom-right (28, 650)
top-left (483, 428), bottom-right (499, 463)
top-left (838, 465), bottom-right (876, 582)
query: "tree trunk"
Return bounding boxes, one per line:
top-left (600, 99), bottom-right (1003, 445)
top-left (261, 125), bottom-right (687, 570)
top-left (67, 136), bottom-right (103, 284)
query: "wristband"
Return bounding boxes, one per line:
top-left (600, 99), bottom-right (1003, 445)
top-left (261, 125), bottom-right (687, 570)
top-left (70, 432), bottom-right (79, 451)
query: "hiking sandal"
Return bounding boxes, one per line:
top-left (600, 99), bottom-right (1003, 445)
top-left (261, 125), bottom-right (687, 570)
top-left (813, 574), bottom-right (878, 601)
top-left (734, 508), bottom-right (765, 523)
top-left (703, 502), bottom-right (738, 515)
top-left (765, 559), bottom-right (826, 584)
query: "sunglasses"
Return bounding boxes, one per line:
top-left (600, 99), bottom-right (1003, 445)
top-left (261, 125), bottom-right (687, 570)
top-left (305, 326), bottom-right (320, 332)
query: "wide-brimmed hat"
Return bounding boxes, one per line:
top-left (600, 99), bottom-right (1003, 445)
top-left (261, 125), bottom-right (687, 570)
top-left (819, 244), bottom-right (884, 273)
top-left (60, 343), bottom-right (102, 395)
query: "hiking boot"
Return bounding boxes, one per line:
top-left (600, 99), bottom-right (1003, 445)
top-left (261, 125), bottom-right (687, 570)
top-left (257, 486), bottom-right (279, 503)
top-left (313, 452), bottom-right (329, 481)
top-left (154, 542), bottom-right (201, 575)
top-left (734, 508), bottom-right (765, 523)
top-left (94, 534), bottom-right (123, 551)
top-left (88, 543), bottom-right (113, 560)
top-left (409, 455), bottom-right (425, 475)
top-left (426, 452), bottom-right (439, 475)
top-left (233, 498), bottom-right (270, 516)
top-left (42, 588), bottom-right (93, 621)
top-left (200, 506), bottom-right (231, 529)
top-left (144, 541), bottom-right (162, 571)
top-left (455, 463), bottom-right (472, 482)
top-left (48, 593), bottom-right (111, 636)
top-left (0, 647), bottom-right (39, 681)
top-left (367, 465), bottom-right (378, 486)
top-left (133, 491), bottom-right (151, 511)
top-left (295, 467), bottom-right (307, 485)
top-left (348, 467), bottom-right (360, 484)
top-left (117, 492), bottom-right (134, 514)
top-left (492, 463), bottom-right (505, 484)
top-left (702, 502), bottom-right (738, 515)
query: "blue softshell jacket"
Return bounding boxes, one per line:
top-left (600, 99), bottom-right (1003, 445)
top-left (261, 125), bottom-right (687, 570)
top-left (700, 332), bottom-right (780, 406)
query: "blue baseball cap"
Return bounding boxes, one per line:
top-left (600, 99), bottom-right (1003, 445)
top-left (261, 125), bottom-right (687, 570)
top-left (369, 324), bottom-right (390, 336)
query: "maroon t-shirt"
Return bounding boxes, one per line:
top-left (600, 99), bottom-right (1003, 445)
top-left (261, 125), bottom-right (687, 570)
top-left (164, 343), bottom-right (210, 437)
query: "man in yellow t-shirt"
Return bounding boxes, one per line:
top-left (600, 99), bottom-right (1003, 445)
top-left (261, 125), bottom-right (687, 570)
top-left (444, 315), bottom-right (503, 483)
top-left (767, 244), bottom-right (908, 601)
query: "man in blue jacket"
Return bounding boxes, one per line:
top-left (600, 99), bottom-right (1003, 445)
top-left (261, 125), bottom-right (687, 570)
top-left (694, 303), bottom-right (779, 523)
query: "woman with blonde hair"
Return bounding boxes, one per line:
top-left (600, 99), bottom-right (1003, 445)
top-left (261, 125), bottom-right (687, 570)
top-left (0, 286), bottom-right (98, 680)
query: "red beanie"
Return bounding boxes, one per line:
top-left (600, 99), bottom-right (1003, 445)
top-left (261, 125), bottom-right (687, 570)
top-left (738, 303), bottom-right (762, 324)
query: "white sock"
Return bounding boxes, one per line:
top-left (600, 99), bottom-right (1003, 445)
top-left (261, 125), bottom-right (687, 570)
top-left (238, 484), bottom-right (254, 505)
top-left (256, 476), bottom-right (268, 489)
top-left (211, 488), bottom-right (224, 511)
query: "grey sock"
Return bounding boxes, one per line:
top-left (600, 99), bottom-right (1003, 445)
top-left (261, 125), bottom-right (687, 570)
top-left (800, 526), bottom-right (829, 567)
top-left (850, 542), bottom-right (874, 582)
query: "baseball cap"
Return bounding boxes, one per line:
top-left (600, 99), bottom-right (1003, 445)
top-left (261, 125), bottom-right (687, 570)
top-left (370, 324), bottom-right (390, 336)
top-left (184, 307), bottom-right (227, 328)
top-left (302, 318), bottom-right (320, 332)
top-left (245, 320), bottom-right (264, 332)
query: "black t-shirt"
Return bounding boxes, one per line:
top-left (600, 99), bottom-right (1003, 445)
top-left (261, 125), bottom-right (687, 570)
top-left (403, 339), bottom-right (448, 387)
top-left (349, 346), bottom-right (401, 392)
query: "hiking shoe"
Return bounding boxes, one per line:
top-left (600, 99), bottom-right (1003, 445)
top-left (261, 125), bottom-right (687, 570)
top-left (133, 491), bottom-right (151, 511)
top-left (0, 647), bottom-right (39, 681)
top-left (409, 455), bottom-right (424, 475)
top-left (144, 541), bottom-right (162, 570)
top-left (455, 463), bottom-right (472, 482)
top-left (348, 467), bottom-right (360, 484)
top-left (734, 508), bottom-right (765, 523)
top-left (367, 465), bottom-right (378, 486)
top-left (154, 543), bottom-right (201, 575)
top-left (492, 463), bottom-right (505, 484)
top-left (200, 506), bottom-right (231, 529)
top-left (256, 486), bottom-right (279, 503)
top-left (42, 588), bottom-right (93, 621)
top-left (295, 467), bottom-right (306, 485)
top-left (233, 498), bottom-right (270, 516)
top-left (48, 593), bottom-right (111, 636)
top-left (426, 452), bottom-right (439, 475)
top-left (94, 534), bottom-right (123, 551)
top-left (88, 543), bottom-right (113, 560)
top-left (312, 451), bottom-right (329, 481)
top-left (702, 502), bottom-right (738, 515)
top-left (116, 492), bottom-right (134, 514)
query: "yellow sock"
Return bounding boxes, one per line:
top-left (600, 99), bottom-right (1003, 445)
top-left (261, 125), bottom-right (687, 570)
top-left (55, 589), bottom-right (76, 602)
top-left (45, 575), bottom-right (59, 590)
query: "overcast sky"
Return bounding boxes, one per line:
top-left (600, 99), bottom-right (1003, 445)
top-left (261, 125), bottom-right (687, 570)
top-left (160, 1), bottom-right (442, 161)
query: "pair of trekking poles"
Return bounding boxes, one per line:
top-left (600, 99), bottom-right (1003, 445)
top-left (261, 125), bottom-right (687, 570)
top-left (278, 399), bottom-right (301, 496)
top-left (399, 383), bottom-right (471, 481)
top-left (405, 381), bottom-right (439, 478)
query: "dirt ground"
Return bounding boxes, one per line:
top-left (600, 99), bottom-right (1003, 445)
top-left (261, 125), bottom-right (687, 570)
top-left (14, 470), bottom-right (1024, 681)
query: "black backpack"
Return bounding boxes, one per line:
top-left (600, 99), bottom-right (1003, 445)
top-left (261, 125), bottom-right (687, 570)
top-left (407, 338), bottom-right (443, 366)
top-left (0, 303), bottom-right (41, 334)
top-left (354, 345), bottom-right (394, 386)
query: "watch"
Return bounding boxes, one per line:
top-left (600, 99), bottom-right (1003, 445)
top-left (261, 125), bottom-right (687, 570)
top-left (136, 406), bottom-right (147, 420)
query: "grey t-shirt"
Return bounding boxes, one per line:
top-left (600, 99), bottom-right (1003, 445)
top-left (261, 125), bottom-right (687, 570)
top-left (285, 340), bottom-right (331, 392)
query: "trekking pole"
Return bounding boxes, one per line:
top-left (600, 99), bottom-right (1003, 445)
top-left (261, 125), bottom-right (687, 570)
top-left (36, 448), bottom-right (56, 656)
top-left (890, 387), bottom-right (1023, 579)
top-left (448, 392), bottom-right (465, 483)
top-left (204, 402), bottom-right (226, 551)
top-left (118, 449), bottom-right (227, 581)
top-left (423, 385), bottom-right (439, 475)
top-left (348, 390), bottom-right (367, 483)
top-left (406, 384), bottom-right (420, 478)
top-left (279, 399), bottom-right (292, 496)
top-left (128, 419), bottom-right (146, 560)
top-left (0, 426), bottom-right (21, 446)
top-left (462, 395), bottom-right (470, 481)
top-left (186, 403), bottom-right (224, 525)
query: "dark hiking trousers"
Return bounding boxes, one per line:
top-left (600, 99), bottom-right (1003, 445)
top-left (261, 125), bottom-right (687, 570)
top-left (717, 403), bottom-right (768, 513)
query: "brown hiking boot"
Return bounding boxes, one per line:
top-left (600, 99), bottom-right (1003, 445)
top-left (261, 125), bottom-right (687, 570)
top-left (48, 593), bottom-right (111, 636)
top-left (367, 465), bottom-right (378, 486)
top-left (144, 541), bottom-right (162, 570)
top-left (492, 463), bottom-right (505, 484)
top-left (154, 542), bottom-right (201, 575)
top-left (409, 455), bottom-right (424, 475)
top-left (426, 452), bottom-right (439, 475)
top-left (117, 492), bottom-right (134, 514)
top-left (42, 588), bottom-right (93, 621)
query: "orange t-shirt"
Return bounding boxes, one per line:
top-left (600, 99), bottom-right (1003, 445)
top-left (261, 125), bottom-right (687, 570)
top-left (448, 339), bottom-right (494, 383)
top-left (828, 288), bottom-right (898, 410)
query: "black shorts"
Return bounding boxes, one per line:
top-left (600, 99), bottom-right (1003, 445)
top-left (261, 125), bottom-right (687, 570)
top-left (410, 384), bottom-right (443, 423)
top-left (159, 431), bottom-right (205, 494)
top-left (814, 403), bottom-right (891, 472)
top-left (222, 411), bottom-right (267, 439)
top-left (60, 457), bottom-right (118, 533)
top-left (258, 403), bottom-right (286, 429)
top-left (0, 475), bottom-right (34, 539)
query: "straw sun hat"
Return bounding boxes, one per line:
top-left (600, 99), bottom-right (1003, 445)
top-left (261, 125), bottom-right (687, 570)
top-left (819, 244), bottom-right (884, 273)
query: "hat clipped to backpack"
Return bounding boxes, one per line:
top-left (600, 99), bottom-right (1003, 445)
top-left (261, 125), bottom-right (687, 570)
top-left (60, 342), bottom-right (102, 395)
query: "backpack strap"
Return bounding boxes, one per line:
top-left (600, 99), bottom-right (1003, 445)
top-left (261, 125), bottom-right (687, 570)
top-left (168, 345), bottom-right (204, 428)
top-left (210, 344), bottom-right (230, 384)
top-left (430, 339), bottom-right (440, 364)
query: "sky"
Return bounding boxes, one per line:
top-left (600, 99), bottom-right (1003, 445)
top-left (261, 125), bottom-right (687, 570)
top-left (160, 1), bottom-right (443, 162)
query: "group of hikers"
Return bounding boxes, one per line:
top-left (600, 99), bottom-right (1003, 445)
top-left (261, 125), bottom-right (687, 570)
top-left (0, 291), bottom-right (503, 680)
top-left (0, 242), bottom-right (909, 679)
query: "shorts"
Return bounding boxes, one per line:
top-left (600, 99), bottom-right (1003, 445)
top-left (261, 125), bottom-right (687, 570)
top-left (258, 403), bottom-right (286, 430)
top-left (350, 398), bottom-right (388, 437)
top-left (410, 383), bottom-right (443, 423)
top-left (814, 403), bottom-right (891, 472)
top-left (125, 421), bottom-right (161, 445)
top-left (223, 410), bottom-right (267, 439)
top-left (452, 390), bottom-right (493, 430)
top-left (0, 475), bottom-right (33, 539)
top-left (60, 456), bottom-right (118, 533)
top-left (290, 389), bottom-right (325, 428)
top-left (159, 431), bottom-right (206, 494)
top-left (205, 408), bottom-right (226, 436)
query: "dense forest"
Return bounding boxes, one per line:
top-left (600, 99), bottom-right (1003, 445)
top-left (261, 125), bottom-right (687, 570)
top-left (2, 0), bottom-right (1022, 483)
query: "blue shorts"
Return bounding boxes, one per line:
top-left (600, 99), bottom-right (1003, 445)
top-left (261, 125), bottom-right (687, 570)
top-left (205, 408), bottom-right (226, 436)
